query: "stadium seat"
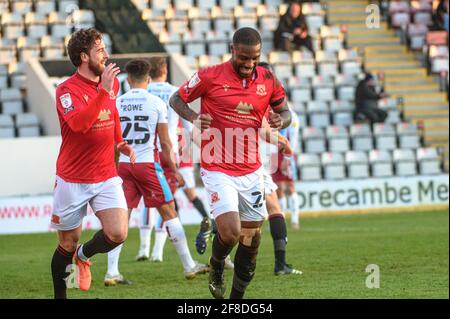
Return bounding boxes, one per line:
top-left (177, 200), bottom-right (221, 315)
top-left (297, 153), bottom-right (322, 181)
top-left (41, 36), bottom-right (65, 59)
top-left (0, 65), bottom-right (8, 90)
top-left (197, 0), bottom-right (216, 10)
top-left (183, 32), bottom-right (206, 57)
top-left (212, 7), bottom-right (235, 33)
top-left (198, 55), bottom-right (221, 68)
top-left (397, 122), bottom-right (420, 149)
top-left (11, 0), bottom-right (32, 15)
top-left (374, 123), bottom-right (397, 151)
top-left (24, 13), bottom-right (48, 39)
top-left (189, 7), bottom-right (212, 35)
top-left (302, 126), bottom-right (326, 154)
top-left (316, 50), bottom-right (338, 77)
top-left (307, 101), bottom-right (330, 128)
top-left (289, 76), bottom-right (312, 104)
top-left (0, 39), bottom-right (17, 66)
top-left (48, 12), bottom-right (72, 38)
top-left (173, 0), bottom-right (193, 11)
top-left (389, 0), bottom-right (410, 28)
top-left (335, 74), bottom-right (356, 101)
top-left (393, 149), bottom-right (417, 176)
top-left (416, 147), bottom-right (442, 175)
top-left (234, 6), bottom-right (258, 30)
top-left (9, 61), bottom-right (26, 89)
top-left (17, 36), bottom-right (41, 62)
top-left (206, 31), bottom-right (229, 57)
top-left (71, 10), bottom-right (96, 30)
top-left (322, 152), bottom-right (346, 180)
top-left (345, 151), bottom-right (370, 179)
top-left (429, 45), bottom-right (449, 74)
top-left (370, 150), bottom-right (394, 177)
top-left (407, 23), bottom-right (428, 50)
top-left (312, 76), bottom-right (335, 102)
top-left (218, 0), bottom-right (240, 11)
top-left (378, 97), bottom-right (401, 124)
top-left (35, 0), bottom-right (56, 15)
top-left (0, 114), bottom-right (15, 138)
top-left (0, 88), bottom-right (23, 115)
top-left (59, 0), bottom-right (79, 13)
top-left (327, 125), bottom-right (350, 153)
top-left (16, 112), bottom-right (40, 137)
top-left (292, 50), bottom-right (316, 78)
top-left (0, 0), bottom-right (9, 13)
top-left (290, 101), bottom-right (307, 128)
top-left (159, 31), bottom-right (183, 54)
top-left (260, 30), bottom-right (274, 54)
top-left (131, 0), bottom-right (148, 11)
top-left (350, 123), bottom-right (374, 152)
top-left (1, 12), bottom-right (25, 40)
top-left (330, 100), bottom-right (354, 126)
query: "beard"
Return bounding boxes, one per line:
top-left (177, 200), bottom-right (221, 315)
top-left (88, 59), bottom-right (105, 77)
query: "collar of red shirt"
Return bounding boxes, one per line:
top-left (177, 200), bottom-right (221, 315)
top-left (226, 60), bottom-right (259, 88)
top-left (75, 71), bottom-right (101, 87)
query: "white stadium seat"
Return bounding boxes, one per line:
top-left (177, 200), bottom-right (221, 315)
top-left (322, 152), bottom-right (346, 180)
top-left (0, 114), bottom-right (15, 138)
top-left (397, 122), bottom-right (421, 149)
top-left (16, 113), bottom-right (40, 137)
top-left (350, 124), bottom-right (374, 152)
top-left (298, 153), bottom-right (322, 181)
top-left (416, 148), bottom-right (442, 175)
top-left (393, 149), bottom-right (417, 176)
top-left (330, 100), bottom-right (354, 126)
top-left (327, 125), bottom-right (350, 153)
top-left (303, 127), bottom-right (326, 154)
top-left (346, 151), bottom-right (370, 179)
top-left (374, 123), bottom-right (397, 151)
top-left (370, 150), bottom-right (394, 177)
top-left (1, 88), bottom-right (23, 115)
top-left (307, 101), bottom-right (330, 128)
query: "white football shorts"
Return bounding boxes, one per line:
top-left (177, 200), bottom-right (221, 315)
top-left (51, 176), bottom-right (128, 231)
top-left (178, 167), bottom-right (196, 189)
top-left (200, 167), bottom-right (267, 222)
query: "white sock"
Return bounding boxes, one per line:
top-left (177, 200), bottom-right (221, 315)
top-left (279, 196), bottom-right (287, 213)
top-left (151, 214), bottom-right (167, 260)
top-left (287, 193), bottom-right (300, 225)
top-left (138, 207), bottom-right (154, 257)
top-left (165, 217), bottom-right (196, 271)
top-left (107, 244), bottom-right (123, 277)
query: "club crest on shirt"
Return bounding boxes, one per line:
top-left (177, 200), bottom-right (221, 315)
top-left (236, 101), bottom-right (254, 114)
top-left (98, 109), bottom-right (111, 121)
top-left (211, 192), bottom-right (220, 204)
top-left (83, 94), bottom-right (89, 102)
top-left (60, 93), bottom-right (72, 109)
top-left (223, 84), bottom-right (230, 92)
top-left (188, 73), bottom-right (201, 89)
top-left (256, 84), bottom-right (267, 96)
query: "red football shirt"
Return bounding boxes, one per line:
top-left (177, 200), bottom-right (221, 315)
top-left (55, 72), bottom-right (122, 183)
top-left (178, 61), bottom-right (285, 176)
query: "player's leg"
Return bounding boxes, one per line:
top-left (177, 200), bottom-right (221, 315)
top-left (150, 211), bottom-right (167, 262)
top-left (286, 181), bottom-right (300, 230)
top-left (137, 207), bottom-right (155, 261)
top-left (157, 202), bottom-right (208, 279)
top-left (51, 226), bottom-right (81, 299)
top-left (276, 182), bottom-right (287, 213)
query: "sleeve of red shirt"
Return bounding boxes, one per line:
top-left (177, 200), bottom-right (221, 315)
top-left (269, 75), bottom-right (286, 112)
top-left (114, 109), bottom-right (123, 144)
top-left (178, 67), bottom-right (211, 104)
top-left (56, 85), bottom-right (110, 134)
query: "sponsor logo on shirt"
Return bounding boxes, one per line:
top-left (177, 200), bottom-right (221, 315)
top-left (256, 84), bottom-right (267, 96)
top-left (98, 109), bottom-right (111, 121)
top-left (51, 214), bottom-right (60, 224)
top-left (223, 84), bottom-right (230, 92)
top-left (60, 93), bottom-right (72, 109)
top-left (83, 94), bottom-right (89, 102)
top-left (235, 101), bottom-right (254, 115)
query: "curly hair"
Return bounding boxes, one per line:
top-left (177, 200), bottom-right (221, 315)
top-left (67, 28), bottom-right (103, 67)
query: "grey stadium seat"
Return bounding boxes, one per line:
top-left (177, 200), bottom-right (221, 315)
top-left (17, 36), bottom-right (41, 62)
top-left (327, 125), bottom-right (350, 153)
top-left (1, 12), bottom-right (25, 40)
top-left (24, 12), bottom-right (48, 39)
top-left (0, 114), bottom-right (15, 138)
top-left (41, 36), bottom-right (65, 59)
top-left (290, 101), bottom-right (307, 128)
top-left (350, 123), bottom-right (373, 151)
top-left (330, 100), bottom-right (354, 126)
top-left (315, 50), bottom-right (338, 78)
top-left (35, 0), bottom-right (57, 15)
top-left (11, 0), bottom-right (32, 15)
top-left (183, 32), bottom-right (206, 58)
top-left (307, 101), bottom-right (330, 128)
top-left (289, 77), bottom-right (312, 104)
top-left (1, 88), bottom-right (23, 115)
top-left (416, 148), bottom-right (442, 175)
top-left (373, 123), bottom-right (397, 151)
top-left (292, 50), bottom-right (316, 78)
top-left (312, 76), bottom-right (335, 102)
top-left (397, 122), bottom-right (420, 149)
top-left (369, 150), bottom-right (394, 177)
top-left (303, 126), bottom-right (326, 154)
top-left (0, 65), bottom-right (7, 90)
top-left (189, 7), bottom-right (212, 35)
top-left (298, 153), bottom-right (322, 181)
top-left (346, 151), bottom-right (370, 179)
top-left (16, 113), bottom-right (40, 137)
top-left (322, 152), bottom-right (346, 180)
top-left (48, 12), bottom-right (73, 38)
top-left (174, 0), bottom-right (194, 10)
top-left (393, 149), bottom-right (417, 176)
top-left (206, 31), bottom-right (229, 57)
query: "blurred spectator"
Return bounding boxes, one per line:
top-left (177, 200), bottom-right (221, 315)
top-left (433, 0), bottom-right (449, 31)
top-left (354, 73), bottom-right (389, 124)
top-left (274, 1), bottom-right (314, 54)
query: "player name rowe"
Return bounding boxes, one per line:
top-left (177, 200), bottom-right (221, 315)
top-left (177, 303), bottom-right (211, 317)
top-left (121, 104), bottom-right (143, 112)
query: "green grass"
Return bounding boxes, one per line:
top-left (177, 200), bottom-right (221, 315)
top-left (0, 210), bottom-right (448, 299)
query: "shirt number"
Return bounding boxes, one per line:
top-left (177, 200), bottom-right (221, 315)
top-left (120, 115), bottom-right (150, 145)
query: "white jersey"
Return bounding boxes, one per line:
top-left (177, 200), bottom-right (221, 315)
top-left (148, 82), bottom-right (179, 153)
top-left (284, 107), bottom-right (300, 154)
top-left (117, 88), bottom-right (168, 163)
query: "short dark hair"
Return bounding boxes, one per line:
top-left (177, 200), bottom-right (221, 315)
top-left (232, 27), bottom-right (261, 46)
top-left (149, 56), bottom-right (167, 79)
top-left (125, 59), bottom-right (151, 83)
top-left (67, 28), bottom-right (103, 67)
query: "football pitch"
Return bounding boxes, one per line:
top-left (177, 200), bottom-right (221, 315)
top-left (0, 210), bottom-right (448, 299)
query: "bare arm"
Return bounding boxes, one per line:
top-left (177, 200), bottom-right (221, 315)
top-left (169, 91), bottom-right (199, 123)
top-left (157, 123), bottom-right (177, 173)
top-left (268, 100), bottom-right (292, 130)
